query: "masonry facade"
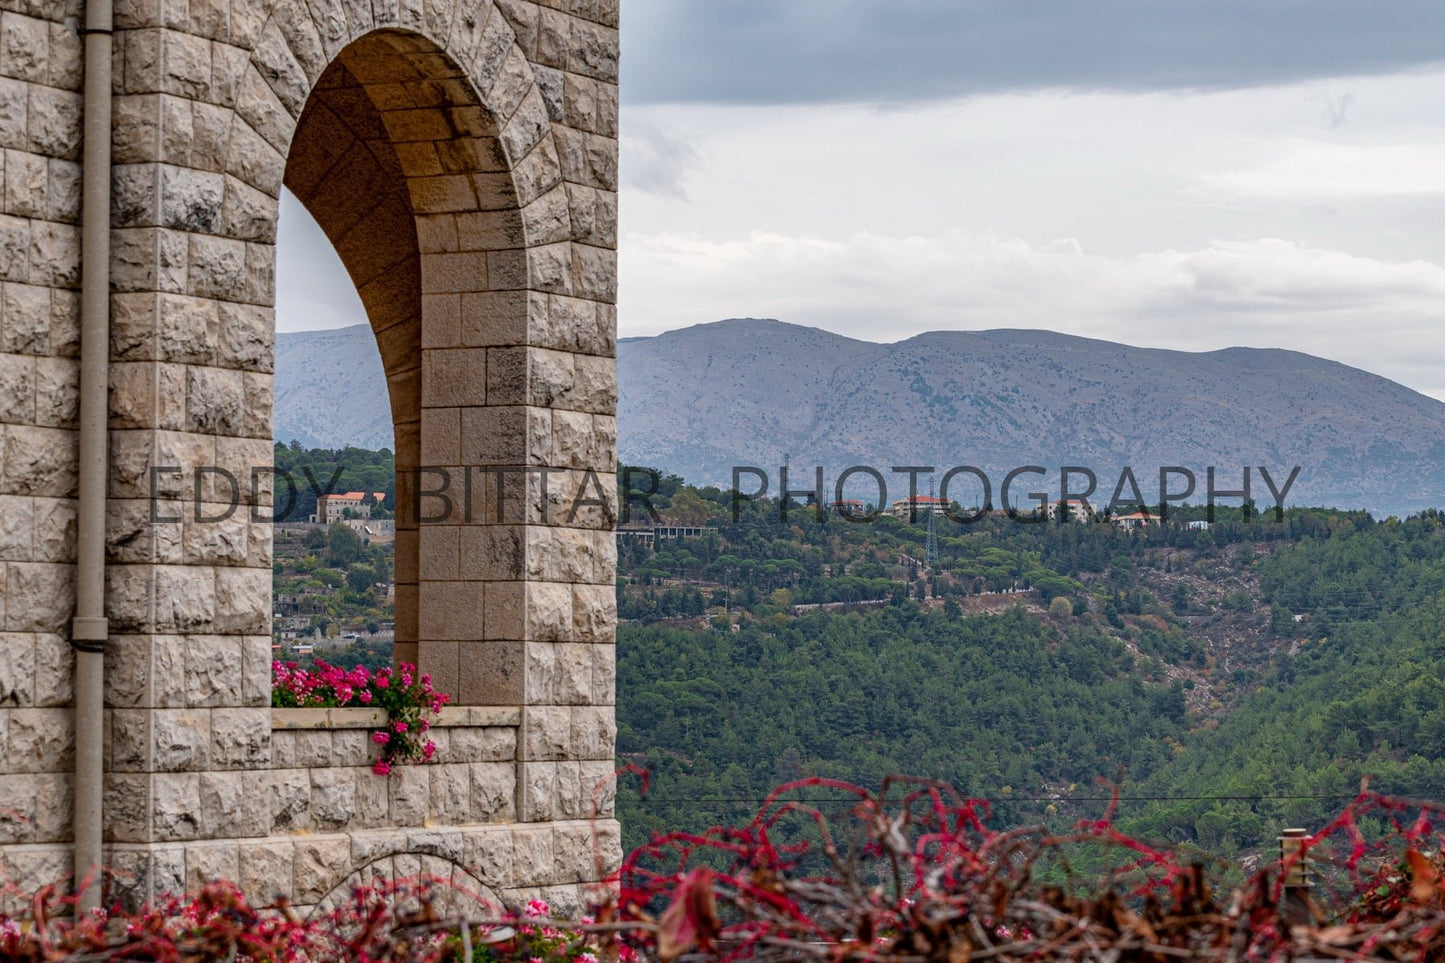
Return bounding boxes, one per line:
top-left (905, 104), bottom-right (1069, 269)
top-left (0, 0), bottom-right (620, 911)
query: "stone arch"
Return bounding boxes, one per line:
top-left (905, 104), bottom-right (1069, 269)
top-left (216, 0), bottom-right (613, 704)
top-left (310, 849), bottom-right (503, 921)
top-left (276, 26), bottom-right (537, 679)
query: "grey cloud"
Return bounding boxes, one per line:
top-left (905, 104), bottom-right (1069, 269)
top-left (623, 1), bottom-right (1445, 106)
top-left (621, 122), bottom-right (701, 199)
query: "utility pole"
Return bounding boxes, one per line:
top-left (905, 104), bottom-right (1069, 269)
top-left (1279, 827), bottom-right (1315, 926)
top-left (925, 479), bottom-right (938, 570)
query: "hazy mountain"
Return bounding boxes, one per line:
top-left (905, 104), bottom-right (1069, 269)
top-left (275, 326), bottom-right (394, 451)
top-left (276, 319), bottom-right (1445, 516)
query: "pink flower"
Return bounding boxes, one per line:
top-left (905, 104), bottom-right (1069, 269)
top-left (371, 759), bottom-right (391, 776)
top-left (375, 675), bottom-right (389, 689)
top-left (524, 898), bottom-right (549, 919)
top-left (393, 721), bottom-right (408, 734)
top-left (422, 740), bottom-right (436, 760)
top-left (372, 731), bottom-right (390, 745)
top-left (578, 953), bottom-right (599, 963)
top-left (359, 691), bottom-right (372, 704)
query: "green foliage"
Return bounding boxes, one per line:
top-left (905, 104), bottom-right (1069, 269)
top-left (273, 443), bottom-right (395, 522)
top-left (617, 605), bottom-right (1185, 851)
top-left (1125, 510), bottom-right (1445, 851)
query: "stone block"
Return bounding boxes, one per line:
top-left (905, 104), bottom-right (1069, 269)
top-left (310, 767), bottom-right (357, 830)
top-left (553, 820), bottom-right (597, 884)
top-left (429, 763), bottom-right (470, 824)
top-left (213, 566), bottom-right (269, 634)
top-left (524, 580), bottom-right (571, 642)
top-left (151, 564), bottom-right (216, 633)
top-left (5, 561), bottom-right (74, 632)
top-left (571, 583), bottom-right (614, 642)
top-left (210, 706), bottom-right (269, 768)
top-left (268, 768), bottom-right (312, 832)
top-left (510, 824), bottom-right (554, 886)
top-left (293, 836), bottom-right (350, 904)
top-left (199, 770), bottom-right (268, 837)
top-left (32, 498), bottom-right (76, 565)
top-left (240, 633), bottom-right (271, 706)
top-left (331, 728), bottom-right (371, 767)
top-left (109, 707), bottom-right (151, 771)
top-left (182, 634), bottom-right (242, 706)
top-left (355, 768), bottom-right (390, 828)
top-left (185, 364), bottom-right (244, 435)
top-left (27, 87), bottom-right (82, 160)
top-left (217, 301), bottom-right (271, 371)
top-left (239, 839), bottom-right (294, 903)
top-left (269, 730), bottom-right (295, 768)
top-left (4, 424), bottom-right (76, 498)
top-left (554, 761), bottom-right (588, 820)
top-left (462, 825), bottom-right (513, 888)
top-left (389, 763), bottom-right (430, 825)
top-left (457, 638), bottom-right (524, 706)
top-left (0, 495), bottom-right (30, 562)
top-left (186, 840), bottom-right (240, 892)
top-left (417, 581), bottom-right (483, 640)
top-left (0, 352), bottom-right (34, 424)
top-left (520, 759), bottom-right (556, 822)
top-left (152, 707), bottom-right (209, 771)
top-left (2, 848), bottom-right (69, 909)
top-left (8, 706), bottom-right (73, 772)
top-left (152, 771), bottom-right (202, 841)
top-left (104, 772), bottom-right (153, 842)
top-left (553, 643), bottom-right (591, 705)
top-left (0, 632), bottom-right (34, 706)
top-left (187, 234), bottom-right (245, 300)
top-left (590, 645), bottom-right (614, 706)
top-left (469, 760), bottom-right (516, 822)
top-left (571, 705), bottom-right (614, 762)
top-left (580, 760), bottom-right (616, 818)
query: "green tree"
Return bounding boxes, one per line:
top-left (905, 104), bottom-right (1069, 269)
top-left (325, 523), bottom-right (365, 567)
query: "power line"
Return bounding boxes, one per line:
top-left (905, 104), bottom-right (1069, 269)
top-left (626, 793), bottom-right (1372, 805)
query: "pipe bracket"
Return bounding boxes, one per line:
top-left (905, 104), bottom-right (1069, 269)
top-left (71, 616), bottom-right (109, 651)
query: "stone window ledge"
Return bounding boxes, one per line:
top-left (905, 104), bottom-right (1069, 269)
top-left (272, 706), bottom-right (522, 730)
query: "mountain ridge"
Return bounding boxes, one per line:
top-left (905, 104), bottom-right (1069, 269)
top-left (275, 319), bottom-right (1445, 516)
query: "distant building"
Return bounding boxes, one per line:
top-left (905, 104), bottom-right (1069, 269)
top-left (1049, 498), bottom-right (1095, 522)
top-left (829, 499), bottom-right (869, 517)
top-left (1186, 520), bottom-right (1212, 531)
top-left (887, 495), bottom-right (948, 519)
top-left (1111, 511), bottom-right (1154, 529)
top-left (615, 525), bottom-right (717, 547)
top-left (312, 491), bottom-right (386, 524)
top-left (343, 517), bottom-right (395, 544)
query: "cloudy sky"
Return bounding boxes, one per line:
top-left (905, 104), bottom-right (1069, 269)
top-left (277, 1), bottom-right (1445, 399)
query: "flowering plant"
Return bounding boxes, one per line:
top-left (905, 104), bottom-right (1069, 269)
top-left (445, 898), bottom-right (632, 963)
top-left (272, 660), bottom-right (449, 775)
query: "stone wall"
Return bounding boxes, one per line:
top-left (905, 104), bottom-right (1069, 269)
top-left (2, 707), bottom-right (620, 914)
top-left (0, 0), bottom-right (620, 908)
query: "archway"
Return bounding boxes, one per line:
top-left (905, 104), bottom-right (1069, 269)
top-left (281, 30), bottom-right (532, 689)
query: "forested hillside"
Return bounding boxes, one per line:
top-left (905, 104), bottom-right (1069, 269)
top-left (614, 475), bottom-right (1445, 860)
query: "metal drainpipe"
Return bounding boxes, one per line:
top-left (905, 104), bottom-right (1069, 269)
top-left (72, 0), bottom-right (114, 915)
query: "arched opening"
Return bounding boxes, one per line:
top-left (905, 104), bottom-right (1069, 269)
top-left (281, 29), bottom-right (527, 699)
